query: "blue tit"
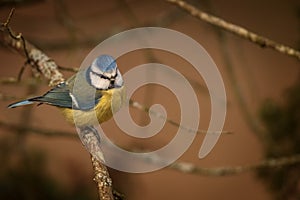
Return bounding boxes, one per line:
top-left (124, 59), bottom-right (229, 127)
top-left (8, 55), bottom-right (126, 127)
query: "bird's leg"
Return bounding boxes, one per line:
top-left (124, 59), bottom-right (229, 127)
top-left (77, 125), bottom-right (105, 162)
top-left (79, 125), bottom-right (101, 144)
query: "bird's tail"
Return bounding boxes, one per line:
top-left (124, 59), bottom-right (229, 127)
top-left (8, 97), bottom-right (40, 108)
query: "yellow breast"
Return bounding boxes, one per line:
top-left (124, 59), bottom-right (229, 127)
top-left (60, 86), bottom-right (126, 126)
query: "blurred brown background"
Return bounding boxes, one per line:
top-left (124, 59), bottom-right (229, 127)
top-left (0, 0), bottom-right (299, 199)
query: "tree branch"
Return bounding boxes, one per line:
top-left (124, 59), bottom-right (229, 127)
top-left (170, 154), bottom-right (300, 176)
top-left (2, 119), bottom-right (300, 177)
top-left (0, 9), bottom-right (115, 200)
top-left (91, 156), bottom-right (114, 200)
top-left (0, 8), bottom-right (64, 86)
top-left (129, 99), bottom-right (232, 135)
top-left (166, 0), bottom-right (300, 61)
top-left (0, 120), bottom-right (76, 138)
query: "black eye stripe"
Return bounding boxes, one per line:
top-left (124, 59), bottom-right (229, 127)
top-left (89, 70), bottom-right (118, 90)
top-left (91, 70), bottom-right (117, 80)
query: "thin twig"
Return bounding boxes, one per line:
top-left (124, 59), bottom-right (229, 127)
top-left (0, 9), bottom-right (64, 86)
top-left (3, 7), bottom-right (15, 26)
top-left (166, 0), bottom-right (300, 61)
top-left (0, 77), bottom-right (18, 84)
top-left (24, 4), bottom-right (183, 51)
top-left (170, 154), bottom-right (300, 176)
top-left (129, 99), bottom-right (232, 135)
top-left (0, 120), bottom-right (76, 138)
top-left (200, 2), bottom-right (264, 139)
top-left (0, 93), bottom-right (15, 101)
top-left (3, 119), bottom-right (300, 177)
top-left (57, 65), bottom-right (79, 72)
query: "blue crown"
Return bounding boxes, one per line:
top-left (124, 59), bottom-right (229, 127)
top-left (95, 55), bottom-right (116, 72)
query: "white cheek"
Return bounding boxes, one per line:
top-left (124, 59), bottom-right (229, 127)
top-left (90, 72), bottom-right (110, 89)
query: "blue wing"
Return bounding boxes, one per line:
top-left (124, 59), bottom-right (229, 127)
top-left (8, 68), bottom-right (104, 110)
top-left (8, 82), bottom-right (73, 109)
top-left (8, 81), bottom-right (103, 110)
top-left (33, 82), bottom-right (74, 108)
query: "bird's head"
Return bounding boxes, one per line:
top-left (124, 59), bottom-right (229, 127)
top-left (86, 55), bottom-right (123, 89)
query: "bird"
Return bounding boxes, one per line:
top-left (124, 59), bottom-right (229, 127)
top-left (8, 55), bottom-right (126, 127)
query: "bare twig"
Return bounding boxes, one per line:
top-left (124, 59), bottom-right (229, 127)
top-left (0, 9), bottom-right (64, 86)
top-left (0, 77), bottom-right (18, 84)
top-left (0, 93), bottom-right (15, 101)
top-left (129, 99), bottom-right (232, 135)
top-left (166, 0), bottom-right (300, 61)
top-left (0, 120), bottom-right (76, 138)
top-left (219, 33), bottom-right (264, 139)
top-left (170, 154), bottom-right (300, 176)
top-left (3, 7), bottom-right (15, 26)
top-left (0, 9), bottom-right (114, 200)
top-left (3, 119), bottom-right (300, 177)
top-left (57, 65), bottom-right (79, 72)
top-left (53, 0), bottom-right (83, 50)
top-left (200, 2), bottom-right (264, 139)
top-left (24, 3), bottom-right (183, 51)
